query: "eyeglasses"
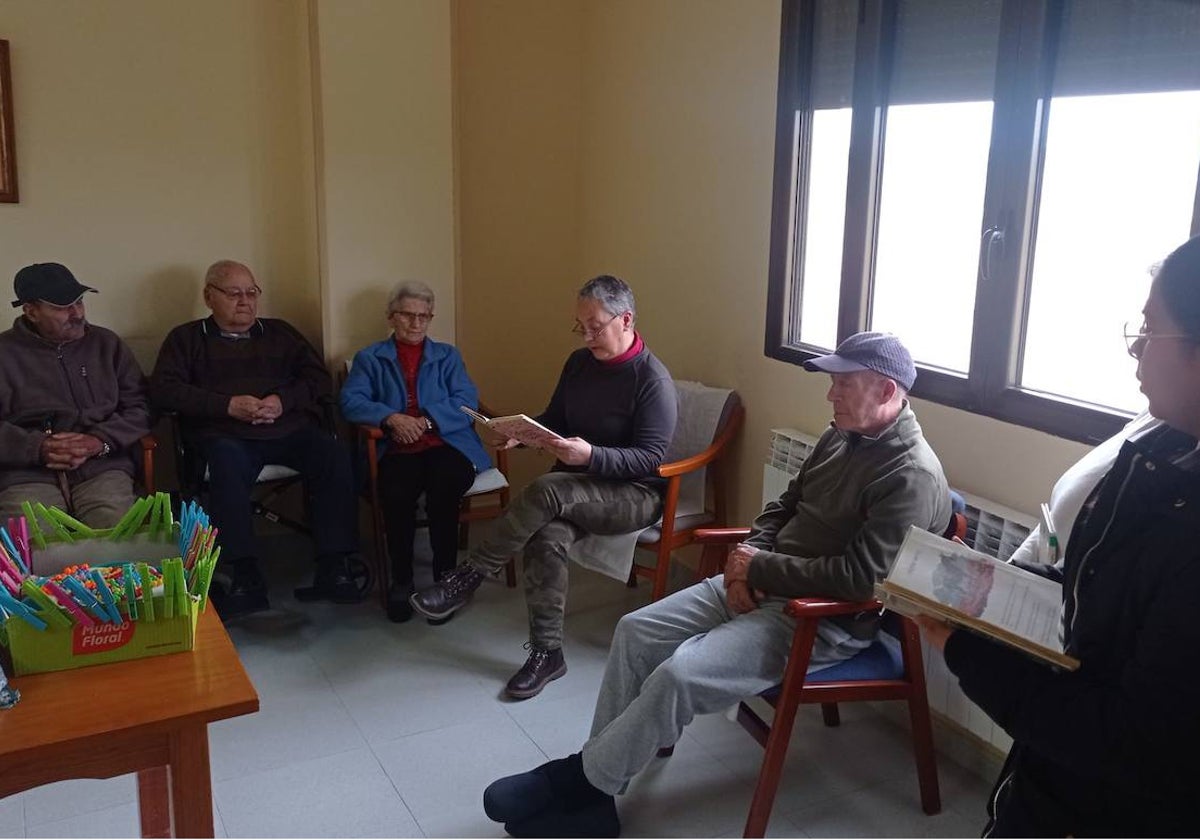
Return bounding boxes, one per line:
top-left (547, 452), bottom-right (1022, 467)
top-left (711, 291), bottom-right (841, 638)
top-left (571, 312), bottom-right (621, 338)
top-left (207, 284), bottom-right (262, 301)
top-left (1123, 320), bottom-right (1193, 360)
top-left (390, 310), bottom-right (434, 324)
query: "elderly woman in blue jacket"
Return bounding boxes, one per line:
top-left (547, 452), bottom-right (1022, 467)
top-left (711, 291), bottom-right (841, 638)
top-left (341, 281), bottom-right (491, 624)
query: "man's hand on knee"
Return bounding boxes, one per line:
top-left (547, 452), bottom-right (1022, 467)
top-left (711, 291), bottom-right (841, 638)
top-left (726, 580), bottom-right (759, 614)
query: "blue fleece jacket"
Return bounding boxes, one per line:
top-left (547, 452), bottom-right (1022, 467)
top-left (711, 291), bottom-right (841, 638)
top-left (340, 337), bottom-right (491, 473)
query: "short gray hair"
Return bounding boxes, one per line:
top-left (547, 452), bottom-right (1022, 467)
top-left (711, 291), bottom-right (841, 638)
top-left (387, 280), bottom-right (435, 312)
top-left (579, 274), bottom-right (635, 319)
top-left (205, 259), bottom-right (255, 286)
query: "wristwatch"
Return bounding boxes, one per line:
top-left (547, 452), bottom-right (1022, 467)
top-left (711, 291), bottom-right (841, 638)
top-left (423, 416), bottom-right (434, 432)
top-left (97, 441), bottom-right (112, 458)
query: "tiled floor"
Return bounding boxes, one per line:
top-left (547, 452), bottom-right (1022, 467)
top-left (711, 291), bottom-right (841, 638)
top-left (1, 533), bottom-right (995, 838)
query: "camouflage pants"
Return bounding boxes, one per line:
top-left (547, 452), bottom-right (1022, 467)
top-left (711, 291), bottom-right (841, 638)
top-left (468, 472), bottom-right (662, 650)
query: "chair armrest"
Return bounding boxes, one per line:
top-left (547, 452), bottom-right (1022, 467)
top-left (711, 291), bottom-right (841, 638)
top-left (357, 424), bottom-right (385, 441)
top-left (140, 434), bottom-right (158, 451)
top-left (784, 598), bottom-right (882, 619)
top-left (694, 527), bottom-right (752, 544)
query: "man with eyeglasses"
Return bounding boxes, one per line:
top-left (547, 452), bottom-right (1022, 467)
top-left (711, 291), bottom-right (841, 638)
top-left (0, 263), bottom-right (152, 526)
top-left (481, 332), bottom-right (951, 837)
top-left (410, 274), bottom-right (679, 700)
top-left (150, 260), bottom-right (362, 617)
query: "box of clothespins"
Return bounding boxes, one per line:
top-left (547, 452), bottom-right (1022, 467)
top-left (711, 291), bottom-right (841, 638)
top-left (0, 493), bottom-right (221, 676)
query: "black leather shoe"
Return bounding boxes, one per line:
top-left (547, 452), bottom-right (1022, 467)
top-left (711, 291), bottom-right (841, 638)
top-left (409, 565), bottom-right (484, 620)
top-left (505, 644), bottom-right (567, 699)
top-left (294, 555), bottom-right (366, 604)
top-left (217, 562), bottom-right (270, 617)
top-left (386, 584), bottom-right (414, 623)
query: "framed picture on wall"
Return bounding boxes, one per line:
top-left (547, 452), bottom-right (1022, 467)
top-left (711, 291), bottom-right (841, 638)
top-left (0, 40), bottom-right (17, 203)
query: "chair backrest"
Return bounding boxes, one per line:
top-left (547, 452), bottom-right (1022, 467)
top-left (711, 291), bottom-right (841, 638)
top-left (665, 381), bottom-right (741, 517)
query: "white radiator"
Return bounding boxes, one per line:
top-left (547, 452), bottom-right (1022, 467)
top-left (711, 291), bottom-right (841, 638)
top-left (765, 428), bottom-right (1037, 755)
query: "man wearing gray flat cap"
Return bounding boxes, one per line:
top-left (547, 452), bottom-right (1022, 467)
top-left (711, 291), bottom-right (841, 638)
top-left (0, 263), bottom-right (151, 526)
top-left (481, 330), bottom-right (950, 837)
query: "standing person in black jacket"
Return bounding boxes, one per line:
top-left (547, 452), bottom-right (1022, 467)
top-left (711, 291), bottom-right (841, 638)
top-left (150, 260), bottom-right (361, 617)
top-left (410, 275), bottom-right (678, 700)
top-left (921, 234), bottom-right (1200, 837)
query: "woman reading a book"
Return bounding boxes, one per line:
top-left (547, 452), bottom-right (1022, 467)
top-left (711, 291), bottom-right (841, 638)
top-left (340, 281), bottom-right (492, 623)
top-left (919, 234), bottom-right (1200, 836)
top-left (409, 275), bottom-right (678, 700)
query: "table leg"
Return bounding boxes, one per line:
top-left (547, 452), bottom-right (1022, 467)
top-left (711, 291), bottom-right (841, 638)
top-left (137, 767), bottom-right (172, 838)
top-left (168, 724), bottom-right (215, 837)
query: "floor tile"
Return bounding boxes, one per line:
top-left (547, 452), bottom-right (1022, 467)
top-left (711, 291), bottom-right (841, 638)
top-left (215, 748), bottom-right (418, 838)
top-left (25, 800), bottom-right (138, 838)
top-left (21, 774), bottom-right (136, 826)
top-left (783, 775), bottom-right (984, 838)
top-left (618, 735), bottom-right (757, 838)
top-left (208, 684), bottom-right (367, 781)
top-left (373, 714), bottom-right (547, 837)
top-left (0, 793), bottom-right (23, 838)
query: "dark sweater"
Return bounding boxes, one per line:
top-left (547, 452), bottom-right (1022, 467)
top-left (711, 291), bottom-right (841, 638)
top-left (0, 317), bottom-right (151, 490)
top-left (150, 317), bottom-right (331, 440)
top-left (536, 346), bottom-right (676, 481)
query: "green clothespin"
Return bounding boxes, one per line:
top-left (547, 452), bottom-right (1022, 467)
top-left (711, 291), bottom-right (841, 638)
top-left (43, 505), bottom-right (97, 538)
top-left (20, 501), bottom-right (47, 549)
top-left (33, 503), bottom-right (74, 543)
top-left (122, 563), bottom-right (139, 621)
top-left (20, 579), bottom-right (74, 630)
top-left (137, 561), bottom-right (156, 622)
top-left (110, 496), bottom-right (151, 541)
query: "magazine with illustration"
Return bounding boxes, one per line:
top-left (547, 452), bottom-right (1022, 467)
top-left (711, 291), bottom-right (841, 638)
top-left (460, 406), bottom-right (564, 451)
top-left (875, 526), bottom-right (1080, 671)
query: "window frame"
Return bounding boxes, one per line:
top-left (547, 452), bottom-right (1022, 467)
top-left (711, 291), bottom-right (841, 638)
top-left (764, 0), bottom-right (1200, 444)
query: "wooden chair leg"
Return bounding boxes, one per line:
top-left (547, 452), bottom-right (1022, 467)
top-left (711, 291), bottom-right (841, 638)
top-left (651, 542), bottom-right (671, 601)
top-left (744, 619), bottom-right (819, 838)
top-left (901, 620), bottom-right (941, 814)
top-left (505, 556), bottom-right (517, 588)
top-left (821, 703), bottom-right (840, 727)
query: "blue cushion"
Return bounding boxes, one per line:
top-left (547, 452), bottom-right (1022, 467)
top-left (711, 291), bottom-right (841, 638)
top-left (759, 633), bottom-right (904, 702)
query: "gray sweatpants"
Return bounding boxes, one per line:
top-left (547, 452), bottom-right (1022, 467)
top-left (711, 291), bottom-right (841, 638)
top-left (468, 472), bottom-right (662, 650)
top-left (0, 469), bottom-right (136, 529)
top-left (581, 575), bottom-right (871, 795)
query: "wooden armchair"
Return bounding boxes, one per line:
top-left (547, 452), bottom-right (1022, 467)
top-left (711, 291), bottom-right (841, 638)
top-left (631, 382), bottom-right (744, 600)
top-left (358, 401), bottom-right (515, 610)
top-left (686, 526), bottom-right (942, 838)
top-left (138, 434), bottom-right (158, 494)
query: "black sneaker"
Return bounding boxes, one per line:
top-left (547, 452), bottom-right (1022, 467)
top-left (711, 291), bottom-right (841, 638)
top-left (217, 561), bottom-right (270, 617)
top-left (505, 644), bottom-right (567, 699)
top-left (294, 555), bottom-right (367, 604)
top-left (409, 565), bottom-right (484, 620)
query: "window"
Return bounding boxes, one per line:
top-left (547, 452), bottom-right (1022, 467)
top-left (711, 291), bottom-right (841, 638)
top-left (764, 0), bottom-right (1200, 442)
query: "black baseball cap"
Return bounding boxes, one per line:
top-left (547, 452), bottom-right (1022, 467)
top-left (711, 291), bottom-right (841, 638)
top-left (11, 263), bottom-right (98, 307)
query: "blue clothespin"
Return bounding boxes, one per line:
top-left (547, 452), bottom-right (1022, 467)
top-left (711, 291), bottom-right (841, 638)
top-left (0, 589), bottom-right (48, 631)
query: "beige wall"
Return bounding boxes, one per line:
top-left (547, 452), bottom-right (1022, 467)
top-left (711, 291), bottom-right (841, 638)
top-left (0, 0), bottom-right (1094, 517)
top-left (453, 0), bottom-right (586, 487)
top-left (0, 0), bottom-right (319, 369)
top-left (310, 0), bottom-right (457, 365)
top-left (456, 0), bottom-right (1093, 522)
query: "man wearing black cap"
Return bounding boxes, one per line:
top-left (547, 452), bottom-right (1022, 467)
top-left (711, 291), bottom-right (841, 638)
top-left (480, 331), bottom-right (951, 838)
top-left (0, 263), bottom-right (151, 526)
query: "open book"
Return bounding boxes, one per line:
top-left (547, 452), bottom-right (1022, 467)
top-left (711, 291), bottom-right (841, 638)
top-left (460, 406), bottom-right (563, 451)
top-left (875, 526), bottom-right (1080, 671)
